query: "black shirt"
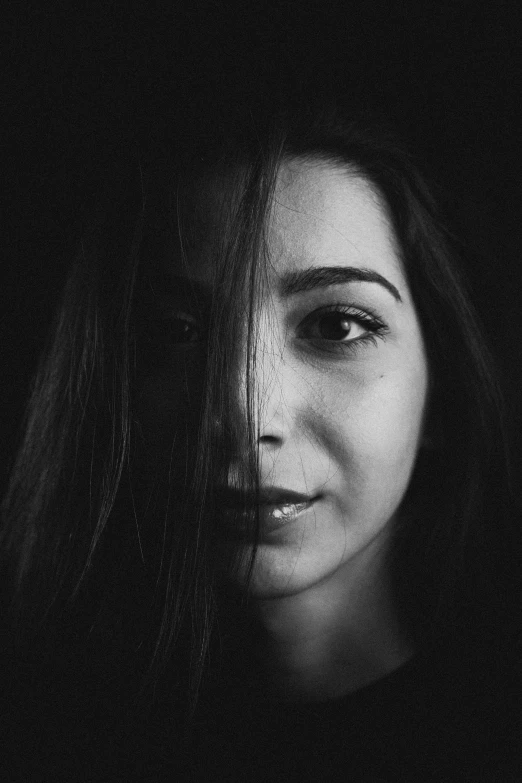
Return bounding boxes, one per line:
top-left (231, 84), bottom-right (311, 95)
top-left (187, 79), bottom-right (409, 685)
top-left (1, 647), bottom-right (521, 781)
top-left (182, 652), bottom-right (522, 781)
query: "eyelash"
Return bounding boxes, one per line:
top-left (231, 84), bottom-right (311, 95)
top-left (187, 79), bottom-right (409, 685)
top-left (143, 311), bottom-right (205, 350)
top-left (152, 303), bottom-right (388, 358)
top-left (296, 303), bottom-right (389, 355)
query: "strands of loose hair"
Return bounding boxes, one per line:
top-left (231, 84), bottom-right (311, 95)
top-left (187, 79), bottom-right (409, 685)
top-left (0, 102), bottom-right (517, 720)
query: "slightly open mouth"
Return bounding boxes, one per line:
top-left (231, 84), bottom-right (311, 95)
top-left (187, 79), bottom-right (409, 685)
top-left (222, 497), bottom-right (317, 536)
top-left (258, 500), bottom-right (314, 521)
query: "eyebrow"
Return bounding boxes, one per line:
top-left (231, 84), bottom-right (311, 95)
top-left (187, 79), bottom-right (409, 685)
top-left (279, 266), bottom-right (402, 303)
top-left (146, 267), bottom-right (402, 306)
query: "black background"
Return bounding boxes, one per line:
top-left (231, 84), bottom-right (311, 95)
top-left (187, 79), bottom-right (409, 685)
top-left (3, 1), bottom-right (521, 494)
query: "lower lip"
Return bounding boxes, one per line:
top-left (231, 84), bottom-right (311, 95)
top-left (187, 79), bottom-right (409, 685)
top-left (223, 499), bottom-right (316, 537)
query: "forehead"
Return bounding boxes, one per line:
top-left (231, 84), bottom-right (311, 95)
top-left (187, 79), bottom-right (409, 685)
top-left (268, 159), bottom-right (404, 282)
top-left (155, 158), bottom-right (404, 288)
top-left (160, 166), bottom-right (244, 283)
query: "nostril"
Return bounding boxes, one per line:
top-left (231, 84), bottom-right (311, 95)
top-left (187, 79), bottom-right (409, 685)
top-left (258, 434), bottom-right (282, 445)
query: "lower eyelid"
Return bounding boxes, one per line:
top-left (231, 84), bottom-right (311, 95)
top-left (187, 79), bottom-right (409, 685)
top-left (311, 332), bottom-right (387, 358)
top-left (296, 308), bottom-right (385, 339)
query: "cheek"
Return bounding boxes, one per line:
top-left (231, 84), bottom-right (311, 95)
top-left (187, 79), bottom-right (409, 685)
top-left (319, 364), bottom-right (428, 482)
top-left (364, 373), bottom-right (427, 456)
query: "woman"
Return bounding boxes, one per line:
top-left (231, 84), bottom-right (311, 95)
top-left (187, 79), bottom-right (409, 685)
top-left (1, 101), bottom-right (520, 780)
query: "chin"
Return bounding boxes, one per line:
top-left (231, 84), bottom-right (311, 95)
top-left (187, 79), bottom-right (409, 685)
top-left (229, 519), bottom-right (396, 601)
top-left (228, 547), bottom-right (341, 600)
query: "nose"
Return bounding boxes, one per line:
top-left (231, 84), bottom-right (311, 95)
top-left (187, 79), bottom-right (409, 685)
top-left (255, 366), bottom-right (286, 446)
top-left (235, 320), bottom-right (288, 450)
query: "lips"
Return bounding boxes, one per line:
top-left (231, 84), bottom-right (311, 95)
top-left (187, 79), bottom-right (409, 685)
top-left (218, 485), bottom-right (318, 534)
top-left (218, 485), bottom-right (315, 509)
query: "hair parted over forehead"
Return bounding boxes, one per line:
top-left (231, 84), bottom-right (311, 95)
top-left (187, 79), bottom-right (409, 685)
top-left (0, 100), bottom-right (516, 714)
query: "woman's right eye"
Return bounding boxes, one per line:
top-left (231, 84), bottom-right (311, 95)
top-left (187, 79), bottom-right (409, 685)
top-left (162, 314), bottom-right (205, 346)
top-left (141, 311), bottom-right (206, 349)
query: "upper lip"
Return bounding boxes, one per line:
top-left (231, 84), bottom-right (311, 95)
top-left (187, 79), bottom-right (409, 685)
top-left (218, 486), bottom-right (316, 508)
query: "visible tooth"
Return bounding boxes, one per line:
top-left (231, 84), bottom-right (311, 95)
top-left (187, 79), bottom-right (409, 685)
top-left (272, 504), bottom-right (297, 519)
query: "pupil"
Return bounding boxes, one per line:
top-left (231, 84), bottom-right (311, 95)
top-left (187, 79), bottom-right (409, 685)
top-left (170, 319), bottom-right (197, 342)
top-left (319, 313), bottom-right (351, 340)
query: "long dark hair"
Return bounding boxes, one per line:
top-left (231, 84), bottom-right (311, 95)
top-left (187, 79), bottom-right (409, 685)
top-left (0, 100), bottom-right (517, 718)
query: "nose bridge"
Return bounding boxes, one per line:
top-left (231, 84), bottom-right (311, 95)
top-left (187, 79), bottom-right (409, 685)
top-left (235, 305), bottom-right (287, 441)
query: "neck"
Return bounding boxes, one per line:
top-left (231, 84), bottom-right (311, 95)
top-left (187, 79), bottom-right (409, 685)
top-left (248, 545), bottom-right (414, 702)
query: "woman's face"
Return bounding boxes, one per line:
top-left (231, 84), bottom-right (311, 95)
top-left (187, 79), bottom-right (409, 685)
top-left (139, 158), bottom-right (430, 598)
